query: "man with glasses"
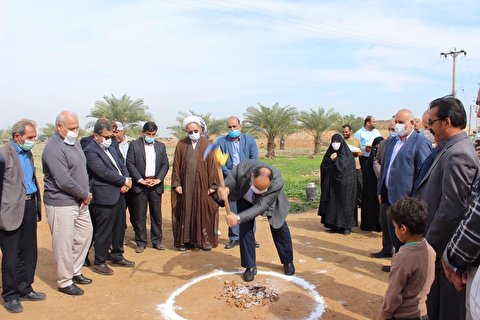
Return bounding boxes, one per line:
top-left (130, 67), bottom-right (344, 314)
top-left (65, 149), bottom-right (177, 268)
top-left (126, 121), bottom-right (169, 253)
top-left (413, 96), bottom-right (480, 320)
top-left (84, 119), bottom-right (135, 275)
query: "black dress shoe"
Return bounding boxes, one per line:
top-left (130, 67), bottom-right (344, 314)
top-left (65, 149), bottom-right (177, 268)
top-left (58, 284), bottom-right (84, 296)
top-left (381, 265), bottom-right (391, 272)
top-left (20, 291), bottom-right (47, 301)
top-left (72, 274), bottom-right (93, 285)
top-left (111, 258), bottom-right (135, 268)
top-left (93, 263), bottom-right (114, 275)
top-left (176, 244), bottom-right (186, 251)
top-left (4, 299), bottom-right (23, 313)
top-left (224, 239), bottom-right (239, 249)
top-left (370, 251), bottom-right (393, 258)
top-left (284, 262), bottom-right (295, 276)
top-left (255, 241), bottom-right (260, 248)
top-left (243, 267), bottom-right (257, 282)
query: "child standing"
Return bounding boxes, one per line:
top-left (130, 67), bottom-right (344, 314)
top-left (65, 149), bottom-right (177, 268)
top-left (380, 197), bottom-right (436, 320)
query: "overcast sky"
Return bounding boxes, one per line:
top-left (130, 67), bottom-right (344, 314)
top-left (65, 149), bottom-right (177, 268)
top-left (1, 0), bottom-right (479, 136)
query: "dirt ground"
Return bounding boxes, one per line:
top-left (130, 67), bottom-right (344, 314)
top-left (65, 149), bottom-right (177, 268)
top-left (0, 192), bottom-right (390, 320)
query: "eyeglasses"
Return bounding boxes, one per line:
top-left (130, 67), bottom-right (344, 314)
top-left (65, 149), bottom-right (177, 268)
top-left (427, 118), bottom-right (443, 126)
top-left (188, 130), bottom-right (199, 134)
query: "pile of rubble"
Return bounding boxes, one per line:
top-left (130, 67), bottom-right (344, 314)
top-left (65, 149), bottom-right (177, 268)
top-left (218, 280), bottom-right (279, 308)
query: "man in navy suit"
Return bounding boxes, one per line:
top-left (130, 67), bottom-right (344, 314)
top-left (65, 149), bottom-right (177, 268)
top-left (84, 118), bottom-right (135, 276)
top-left (377, 109), bottom-right (432, 270)
top-left (217, 116), bottom-right (258, 249)
top-left (126, 121), bottom-right (169, 253)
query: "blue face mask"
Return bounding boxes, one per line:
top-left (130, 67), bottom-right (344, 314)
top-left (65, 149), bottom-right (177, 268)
top-left (228, 129), bottom-right (240, 139)
top-left (389, 131), bottom-right (397, 139)
top-left (144, 136), bottom-right (155, 144)
top-left (20, 140), bottom-right (35, 151)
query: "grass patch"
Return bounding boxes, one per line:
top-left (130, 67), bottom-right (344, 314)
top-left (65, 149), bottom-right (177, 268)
top-left (260, 149), bottom-right (323, 213)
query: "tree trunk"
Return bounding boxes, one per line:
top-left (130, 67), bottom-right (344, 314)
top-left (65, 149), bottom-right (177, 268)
top-left (280, 137), bottom-right (286, 150)
top-left (313, 136), bottom-right (322, 155)
top-left (266, 138), bottom-right (276, 158)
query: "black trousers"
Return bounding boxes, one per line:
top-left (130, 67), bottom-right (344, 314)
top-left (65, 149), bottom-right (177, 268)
top-left (427, 263), bottom-right (466, 320)
top-left (238, 199), bottom-right (293, 268)
top-left (132, 189), bottom-right (162, 247)
top-left (92, 196), bottom-right (126, 264)
top-left (379, 203), bottom-right (393, 255)
top-left (0, 197), bottom-right (37, 302)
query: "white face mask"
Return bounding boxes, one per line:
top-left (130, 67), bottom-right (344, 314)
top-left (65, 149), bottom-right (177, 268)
top-left (189, 131), bottom-right (200, 141)
top-left (331, 142), bottom-right (341, 151)
top-left (395, 123), bottom-right (408, 137)
top-left (63, 130), bottom-right (78, 145)
top-left (422, 129), bottom-right (435, 143)
top-left (101, 137), bottom-right (112, 149)
top-left (251, 183), bottom-right (268, 195)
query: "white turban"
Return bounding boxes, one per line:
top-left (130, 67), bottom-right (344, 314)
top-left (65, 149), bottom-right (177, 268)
top-left (183, 115), bottom-right (202, 129)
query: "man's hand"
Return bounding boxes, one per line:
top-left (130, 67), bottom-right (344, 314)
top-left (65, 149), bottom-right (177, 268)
top-left (120, 186), bottom-right (129, 193)
top-left (226, 213), bottom-right (239, 227)
top-left (175, 186), bottom-right (183, 194)
top-left (125, 178), bottom-right (132, 189)
top-left (217, 187), bottom-right (230, 201)
top-left (81, 193), bottom-right (93, 207)
top-left (442, 255), bottom-right (466, 292)
top-left (149, 179), bottom-right (161, 187)
top-left (139, 179), bottom-right (150, 187)
top-left (207, 188), bottom-right (215, 195)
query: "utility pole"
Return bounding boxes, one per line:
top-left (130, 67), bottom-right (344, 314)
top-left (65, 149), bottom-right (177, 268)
top-left (440, 48), bottom-right (466, 97)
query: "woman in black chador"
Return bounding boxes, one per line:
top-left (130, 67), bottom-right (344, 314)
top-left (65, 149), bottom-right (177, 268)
top-left (318, 134), bottom-right (357, 235)
top-left (360, 136), bottom-right (384, 231)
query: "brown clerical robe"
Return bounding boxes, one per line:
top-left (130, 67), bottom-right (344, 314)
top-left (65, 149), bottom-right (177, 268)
top-left (171, 136), bottom-right (219, 249)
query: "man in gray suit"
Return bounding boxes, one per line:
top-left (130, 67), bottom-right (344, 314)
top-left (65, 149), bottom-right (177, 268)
top-left (414, 96), bottom-right (480, 320)
top-left (0, 119), bottom-right (45, 313)
top-left (217, 160), bottom-right (294, 282)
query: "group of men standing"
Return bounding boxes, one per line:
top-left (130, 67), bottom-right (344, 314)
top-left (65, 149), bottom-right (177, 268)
top-left (353, 97), bottom-right (480, 320)
top-left (0, 110), bottom-right (297, 313)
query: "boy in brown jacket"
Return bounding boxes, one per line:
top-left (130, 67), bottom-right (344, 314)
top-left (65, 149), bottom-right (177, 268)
top-left (380, 197), bottom-right (435, 320)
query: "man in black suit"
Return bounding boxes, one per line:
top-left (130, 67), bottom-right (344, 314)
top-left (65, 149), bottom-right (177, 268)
top-left (84, 118), bottom-right (135, 275)
top-left (126, 121), bottom-right (169, 253)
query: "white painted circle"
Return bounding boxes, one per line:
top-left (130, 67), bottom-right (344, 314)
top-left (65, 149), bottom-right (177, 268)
top-left (157, 269), bottom-right (325, 320)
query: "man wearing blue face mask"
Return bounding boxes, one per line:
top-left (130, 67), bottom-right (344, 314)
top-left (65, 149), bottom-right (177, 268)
top-left (126, 121), bottom-right (169, 253)
top-left (84, 119), bottom-right (135, 276)
top-left (217, 116), bottom-right (259, 249)
top-left (0, 119), bottom-right (45, 313)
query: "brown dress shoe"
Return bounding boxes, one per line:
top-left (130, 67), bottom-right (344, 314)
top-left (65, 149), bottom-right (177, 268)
top-left (135, 246), bottom-right (145, 253)
top-left (93, 263), bottom-right (114, 275)
top-left (111, 258), bottom-right (135, 268)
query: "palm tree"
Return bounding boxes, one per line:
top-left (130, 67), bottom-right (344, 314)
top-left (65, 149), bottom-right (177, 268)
top-left (339, 114), bottom-right (364, 132)
top-left (167, 110), bottom-right (226, 139)
top-left (298, 107), bottom-right (341, 155)
top-left (243, 103), bottom-right (297, 158)
top-left (87, 94), bottom-right (151, 129)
